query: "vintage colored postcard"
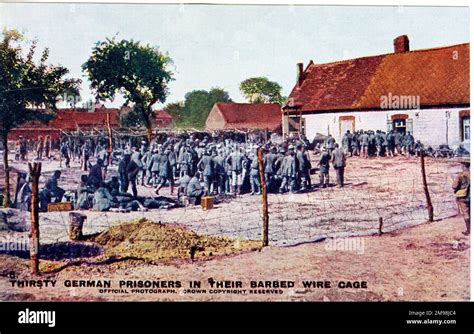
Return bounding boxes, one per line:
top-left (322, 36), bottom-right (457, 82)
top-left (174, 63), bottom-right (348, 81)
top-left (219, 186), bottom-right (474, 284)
top-left (0, 2), bottom-right (470, 305)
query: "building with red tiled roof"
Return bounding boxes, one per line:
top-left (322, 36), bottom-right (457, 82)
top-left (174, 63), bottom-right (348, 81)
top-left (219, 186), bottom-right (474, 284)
top-left (283, 35), bottom-right (470, 147)
top-left (154, 109), bottom-right (174, 128)
top-left (9, 107), bottom-right (120, 140)
top-left (205, 102), bottom-right (282, 133)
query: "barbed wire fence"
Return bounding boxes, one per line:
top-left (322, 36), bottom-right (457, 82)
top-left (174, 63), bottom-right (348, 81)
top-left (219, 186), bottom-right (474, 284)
top-left (1, 149), bottom-right (463, 274)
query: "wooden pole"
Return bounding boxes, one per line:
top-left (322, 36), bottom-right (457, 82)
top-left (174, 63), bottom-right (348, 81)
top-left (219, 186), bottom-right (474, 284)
top-left (2, 133), bottom-right (10, 207)
top-left (378, 217), bottom-right (383, 235)
top-left (257, 148), bottom-right (269, 247)
top-left (420, 151), bottom-right (434, 222)
top-left (28, 162), bottom-right (41, 275)
top-left (106, 113), bottom-right (113, 175)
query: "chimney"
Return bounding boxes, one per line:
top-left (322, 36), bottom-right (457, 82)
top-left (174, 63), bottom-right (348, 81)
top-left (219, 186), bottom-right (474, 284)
top-left (297, 62), bottom-right (304, 87)
top-left (393, 35), bottom-right (410, 53)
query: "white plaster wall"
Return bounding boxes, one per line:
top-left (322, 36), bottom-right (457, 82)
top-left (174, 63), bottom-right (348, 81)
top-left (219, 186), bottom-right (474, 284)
top-left (302, 108), bottom-right (469, 148)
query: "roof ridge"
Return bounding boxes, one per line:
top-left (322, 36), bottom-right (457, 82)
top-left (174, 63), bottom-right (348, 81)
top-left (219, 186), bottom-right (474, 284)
top-left (309, 42), bottom-right (469, 68)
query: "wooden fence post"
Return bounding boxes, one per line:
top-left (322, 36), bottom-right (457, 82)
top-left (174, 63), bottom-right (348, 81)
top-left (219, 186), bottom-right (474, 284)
top-left (420, 151), bottom-right (434, 222)
top-left (257, 148), bottom-right (269, 247)
top-left (28, 162), bottom-right (41, 275)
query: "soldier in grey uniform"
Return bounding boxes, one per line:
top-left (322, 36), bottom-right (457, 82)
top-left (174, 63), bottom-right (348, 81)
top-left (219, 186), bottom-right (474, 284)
top-left (226, 145), bottom-right (245, 194)
top-left (155, 148), bottom-right (173, 195)
top-left (249, 150), bottom-right (261, 195)
top-left (88, 158), bottom-right (103, 190)
top-left (97, 146), bottom-right (109, 179)
top-left (150, 148), bottom-right (161, 186)
top-left (318, 147), bottom-right (331, 188)
top-left (212, 149), bottom-right (226, 195)
top-left (263, 146), bottom-right (277, 193)
top-left (342, 130), bottom-right (351, 155)
top-left (279, 146), bottom-right (297, 193)
top-left (404, 131), bottom-right (415, 156)
top-left (296, 144), bottom-right (312, 191)
top-left (197, 149), bottom-right (215, 195)
top-left (394, 131), bottom-right (402, 155)
top-left (331, 144), bottom-right (346, 188)
top-left (325, 134), bottom-right (336, 156)
top-left (186, 171), bottom-right (204, 205)
top-left (360, 131), bottom-right (369, 158)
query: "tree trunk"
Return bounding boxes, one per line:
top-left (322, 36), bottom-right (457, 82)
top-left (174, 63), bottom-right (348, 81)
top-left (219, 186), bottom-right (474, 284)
top-left (2, 133), bottom-right (10, 208)
top-left (142, 108), bottom-right (153, 143)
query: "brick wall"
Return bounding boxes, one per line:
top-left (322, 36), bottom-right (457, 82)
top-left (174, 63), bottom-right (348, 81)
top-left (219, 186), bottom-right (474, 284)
top-left (205, 105), bottom-right (226, 131)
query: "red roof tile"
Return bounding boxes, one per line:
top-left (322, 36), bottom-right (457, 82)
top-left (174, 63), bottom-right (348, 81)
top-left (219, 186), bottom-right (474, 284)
top-left (50, 109), bottom-right (120, 130)
top-left (286, 43), bottom-right (470, 113)
top-left (154, 109), bottom-right (173, 120)
top-left (214, 103), bottom-right (282, 131)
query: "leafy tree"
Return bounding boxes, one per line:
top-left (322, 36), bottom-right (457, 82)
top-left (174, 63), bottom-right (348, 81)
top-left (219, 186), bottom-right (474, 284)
top-left (168, 88), bottom-right (231, 129)
top-left (163, 101), bottom-right (184, 124)
top-left (239, 77), bottom-right (285, 104)
top-left (120, 104), bottom-right (147, 128)
top-left (82, 38), bottom-right (173, 142)
top-left (0, 29), bottom-right (80, 206)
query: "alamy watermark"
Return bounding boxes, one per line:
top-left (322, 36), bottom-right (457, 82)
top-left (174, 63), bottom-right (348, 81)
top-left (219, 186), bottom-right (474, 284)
top-left (380, 93), bottom-right (420, 110)
top-left (0, 235), bottom-right (30, 252)
top-left (324, 237), bottom-right (365, 255)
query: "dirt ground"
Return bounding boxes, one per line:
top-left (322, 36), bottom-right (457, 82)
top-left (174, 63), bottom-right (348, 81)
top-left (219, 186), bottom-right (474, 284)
top-left (0, 150), bottom-right (469, 301)
top-left (0, 216), bottom-right (469, 301)
top-left (0, 152), bottom-right (463, 246)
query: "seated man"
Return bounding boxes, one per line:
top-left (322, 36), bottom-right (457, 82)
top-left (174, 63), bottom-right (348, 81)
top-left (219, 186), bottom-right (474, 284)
top-left (92, 182), bottom-right (118, 211)
top-left (75, 175), bottom-right (94, 210)
top-left (106, 176), bottom-right (122, 196)
top-left (87, 159), bottom-right (103, 190)
top-left (186, 172), bottom-right (204, 205)
top-left (17, 174), bottom-right (32, 212)
top-left (40, 170), bottom-right (65, 211)
top-left (177, 172), bottom-right (191, 201)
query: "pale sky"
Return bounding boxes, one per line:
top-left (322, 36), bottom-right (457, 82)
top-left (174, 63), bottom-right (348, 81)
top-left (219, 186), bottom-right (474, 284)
top-left (1, 3), bottom-right (470, 107)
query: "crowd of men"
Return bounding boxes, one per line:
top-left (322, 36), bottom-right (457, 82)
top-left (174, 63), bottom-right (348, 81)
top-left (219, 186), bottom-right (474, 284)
top-left (325, 129), bottom-right (419, 158)
top-left (12, 127), bottom-right (470, 212)
top-left (12, 131), bottom-right (352, 211)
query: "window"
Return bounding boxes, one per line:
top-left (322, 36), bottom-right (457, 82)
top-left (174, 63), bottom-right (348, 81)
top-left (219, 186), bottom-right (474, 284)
top-left (393, 119), bottom-right (406, 134)
top-left (390, 114), bottom-right (410, 134)
top-left (462, 116), bottom-right (470, 141)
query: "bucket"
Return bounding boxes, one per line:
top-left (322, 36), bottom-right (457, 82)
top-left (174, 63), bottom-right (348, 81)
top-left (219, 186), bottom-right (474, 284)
top-left (69, 212), bottom-right (87, 241)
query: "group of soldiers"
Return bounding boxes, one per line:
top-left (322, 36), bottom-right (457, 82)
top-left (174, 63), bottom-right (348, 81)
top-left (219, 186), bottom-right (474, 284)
top-left (14, 136), bottom-right (58, 161)
top-left (335, 129), bottom-right (418, 158)
top-left (12, 131), bottom-right (353, 212)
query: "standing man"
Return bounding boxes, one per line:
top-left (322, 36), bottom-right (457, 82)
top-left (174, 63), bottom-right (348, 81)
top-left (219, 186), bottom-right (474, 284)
top-left (342, 130), bottom-right (351, 155)
top-left (296, 144), bottom-right (312, 191)
top-left (36, 136), bottom-right (44, 160)
top-left (331, 143), bottom-right (346, 188)
top-left (60, 141), bottom-right (70, 168)
top-left (325, 134), bottom-right (336, 156)
top-left (197, 149), bottom-right (214, 195)
top-left (279, 145), bottom-right (297, 193)
top-left (118, 153), bottom-right (131, 194)
top-left (249, 150), bottom-right (261, 195)
top-left (155, 147), bottom-right (173, 195)
top-left (44, 135), bottom-right (51, 159)
top-left (263, 146), bottom-right (277, 193)
top-left (360, 131), bottom-right (369, 159)
top-left (212, 150), bottom-right (226, 195)
top-left (98, 146), bottom-right (109, 179)
top-left (318, 147), bottom-right (331, 188)
top-left (226, 145), bottom-right (245, 195)
top-left (453, 158), bottom-right (470, 235)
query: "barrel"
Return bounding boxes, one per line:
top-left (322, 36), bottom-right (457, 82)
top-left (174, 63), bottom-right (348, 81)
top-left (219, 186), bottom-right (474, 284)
top-left (69, 212), bottom-right (87, 241)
